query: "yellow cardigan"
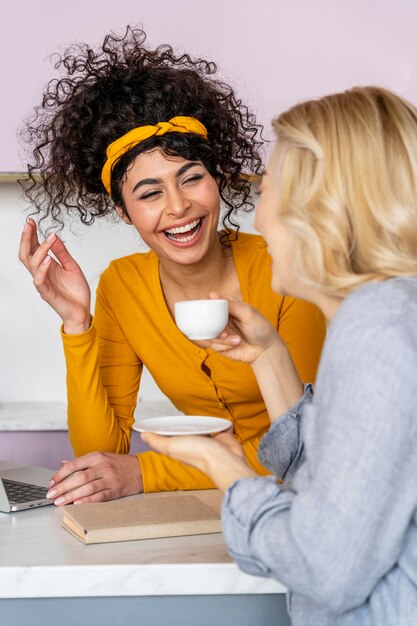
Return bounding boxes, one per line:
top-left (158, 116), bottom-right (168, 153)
top-left (62, 233), bottom-right (326, 492)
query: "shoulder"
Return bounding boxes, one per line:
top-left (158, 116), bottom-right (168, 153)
top-left (231, 231), bottom-right (272, 273)
top-left (102, 249), bottom-right (156, 277)
top-left (231, 231), bottom-right (280, 303)
top-left (333, 277), bottom-right (417, 334)
top-left (322, 278), bottom-right (417, 388)
top-left (231, 231), bottom-right (268, 254)
top-left (99, 249), bottom-right (156, 289)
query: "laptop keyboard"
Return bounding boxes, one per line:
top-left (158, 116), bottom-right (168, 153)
top-left (2, 478), bottom-right (49, 503)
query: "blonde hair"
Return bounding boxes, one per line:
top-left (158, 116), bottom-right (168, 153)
top-left (271, 86), bottom-right (417, 297)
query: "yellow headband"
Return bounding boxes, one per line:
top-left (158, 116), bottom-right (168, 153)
top-left (101, 115), bottom-right (208, 194)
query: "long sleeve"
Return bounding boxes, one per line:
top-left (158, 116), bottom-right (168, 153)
top-left (221, 281), bottom-right (417, 616)
top-left (257, 384), bottom-right (313, 484)
top-left (63, 306), bottom-right (142, 455)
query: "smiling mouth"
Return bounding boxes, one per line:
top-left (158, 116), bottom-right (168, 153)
top-left (164, 218), bottom-right (202, 243)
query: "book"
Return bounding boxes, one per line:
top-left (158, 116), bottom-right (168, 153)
top-left (61, 493), bottom-right (222, 544)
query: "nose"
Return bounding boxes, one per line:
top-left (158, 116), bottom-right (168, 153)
top-left (165, 187), bottom-right (191, 217)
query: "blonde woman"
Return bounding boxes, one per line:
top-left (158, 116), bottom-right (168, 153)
top-left (144, 86), bottom-right (417, 625)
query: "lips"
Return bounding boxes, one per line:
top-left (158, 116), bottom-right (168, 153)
top-left (164, 218), bottom-right (202, 243)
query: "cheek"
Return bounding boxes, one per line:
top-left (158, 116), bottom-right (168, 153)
top-left (254, 202), bottom-right (265, 234)
top-left (269, 249), bottom-right (289, 294)
top-left (127, 205), bottom-right (160, 234)
top-left (254, 190), bottom-right (277, 230)
top-left (269, 259), bottom-right (283, 293)
top-left (268, 226), bottom-right (286, 267)
top-left (202, 184), bottom-right (221, 214)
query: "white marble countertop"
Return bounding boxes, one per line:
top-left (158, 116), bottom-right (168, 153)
top-left (0, 400), bottom-right (180, 431)
top-left (0, 462), bottom-right (285, 599)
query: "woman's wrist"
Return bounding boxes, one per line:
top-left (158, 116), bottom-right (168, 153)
top-left (62, 315), bottom-right (92, 335)
top-left (205, 445), bottom-right (256, 493)
top-left (251, 340), bottom-right (287, 371)
top-left (251, 343), bottom-right (303, 422)
top-left (131, 455), bottom-right (144, 494)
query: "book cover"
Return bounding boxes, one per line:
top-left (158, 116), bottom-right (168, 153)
top-left (61, 494), bottom-right (222, 544)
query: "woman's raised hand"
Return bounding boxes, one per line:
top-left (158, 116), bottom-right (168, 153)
top-left (19, 218), bottom-right (92, 334)
top-left (209, 293), bottom-right (304, 420)
top-left (208, 292), bottom-right (283, 365)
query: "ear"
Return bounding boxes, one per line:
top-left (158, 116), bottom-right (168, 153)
top-left (116, 205), bottom-right (132, 225)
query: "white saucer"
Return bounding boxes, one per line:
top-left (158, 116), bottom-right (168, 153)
top-left (133, 415), bottom-right (231, 436)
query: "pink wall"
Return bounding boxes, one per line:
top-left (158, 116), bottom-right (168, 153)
top-left (1, 0), bottom-right (417, 172)
top-left (0, 430), bottom-right (148, 469)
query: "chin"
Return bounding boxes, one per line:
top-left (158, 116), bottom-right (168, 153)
top-left (271, 276), bottom-right (288, 296)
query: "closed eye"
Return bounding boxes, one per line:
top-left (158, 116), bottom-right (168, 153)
top-left (139, 189), bottom-right (162, 200)
top-left (182, 173), bottom-right (204, 185)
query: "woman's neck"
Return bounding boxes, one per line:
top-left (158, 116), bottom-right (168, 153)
top-left (158, 236), bottom-right (236, 302)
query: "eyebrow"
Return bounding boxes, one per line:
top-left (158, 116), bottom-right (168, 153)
top-left (132, 161), bottom-right (202, 194)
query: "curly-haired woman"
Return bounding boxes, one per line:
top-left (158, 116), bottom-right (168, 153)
top-left (19, 27), bottom-right (326, 505)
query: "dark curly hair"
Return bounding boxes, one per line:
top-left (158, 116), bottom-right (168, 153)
top-left (20, 26), bottom-right (264, 241)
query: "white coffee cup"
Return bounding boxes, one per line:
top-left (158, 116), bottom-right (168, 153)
top-left (174, 299), bottom-right (229, 340)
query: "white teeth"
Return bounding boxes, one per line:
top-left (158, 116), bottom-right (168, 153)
top-left (166, 228), bottom-right (200, 243)
top-left (171, 233), bottom-right (195, 243)
top-left (165, 218), bottom-right (200, 235)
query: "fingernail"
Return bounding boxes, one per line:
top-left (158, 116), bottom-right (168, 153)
top-left (46, 232), bottom-right (55, 242)
top-left (230, 337), bottom-right (240, 344)
top-left (46, 489), bottom-right (56, 499)
top-left (23, 222), bottom-right (30, 232)
top-left (48, 480), bottom-right (55, 488)
top-left (60, 460), bottom-right (68, 465)
top-left (54, 497), bottom-right (65, 506)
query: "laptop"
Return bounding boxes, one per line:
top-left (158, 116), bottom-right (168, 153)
top-left (0, 463), bottom-right (54, 513)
